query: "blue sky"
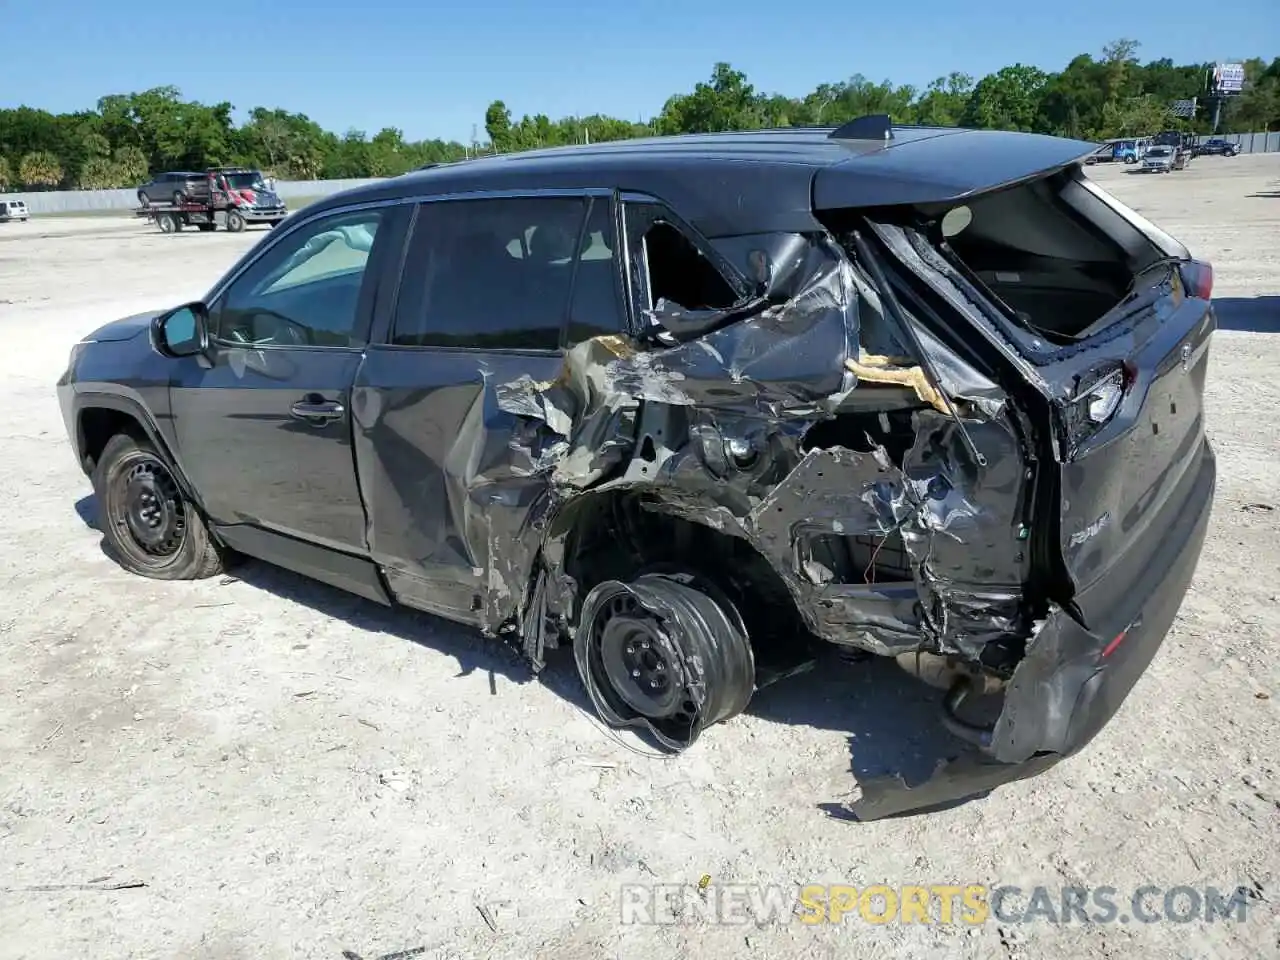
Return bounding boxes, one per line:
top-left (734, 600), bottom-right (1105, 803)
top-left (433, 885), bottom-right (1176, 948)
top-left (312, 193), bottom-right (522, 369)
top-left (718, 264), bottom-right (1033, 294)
top-left (1, 0), bottom-right (1275, 143)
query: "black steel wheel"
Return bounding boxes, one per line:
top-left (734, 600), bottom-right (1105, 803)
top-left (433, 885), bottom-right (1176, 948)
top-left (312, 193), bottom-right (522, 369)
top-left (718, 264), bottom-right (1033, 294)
top-left (137, 192), bottom-right (150, 207)
top-left (574, 572), bottom-right (755, 750)
top-left (172, 190), bottom-right (186, 206)
top-left (92, 433), bottom-right (226, 580)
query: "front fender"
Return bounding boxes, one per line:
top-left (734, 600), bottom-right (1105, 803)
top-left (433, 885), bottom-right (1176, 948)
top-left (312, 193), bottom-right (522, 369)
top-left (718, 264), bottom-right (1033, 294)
top-left (71, 389), bottom-right (207, 515)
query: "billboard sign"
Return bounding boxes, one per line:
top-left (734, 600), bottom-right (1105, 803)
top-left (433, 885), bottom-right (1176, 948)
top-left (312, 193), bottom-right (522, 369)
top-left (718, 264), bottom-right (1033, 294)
top-left (1212, 63), bottom-right (1245, 94)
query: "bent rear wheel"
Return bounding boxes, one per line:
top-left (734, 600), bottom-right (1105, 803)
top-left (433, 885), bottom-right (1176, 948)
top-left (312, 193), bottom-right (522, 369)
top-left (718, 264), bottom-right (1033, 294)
top-left (93, 433), bottom-right (225, 580)
top-left (574, 572), bottom-right (755, 750)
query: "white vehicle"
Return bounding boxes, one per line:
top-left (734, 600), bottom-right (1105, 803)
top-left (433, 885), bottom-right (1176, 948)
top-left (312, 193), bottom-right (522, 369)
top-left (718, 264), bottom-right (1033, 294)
top-left (1142, 146), bottom-right (1176, 173)
top-left (0, 199), bottom-right (30, 222)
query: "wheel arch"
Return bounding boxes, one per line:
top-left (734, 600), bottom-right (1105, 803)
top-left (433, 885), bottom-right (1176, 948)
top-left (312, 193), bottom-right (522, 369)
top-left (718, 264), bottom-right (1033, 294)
top-left (74, 393), bottom-right (206, 513)
top-left (547, 487), bottom-right (807, 641)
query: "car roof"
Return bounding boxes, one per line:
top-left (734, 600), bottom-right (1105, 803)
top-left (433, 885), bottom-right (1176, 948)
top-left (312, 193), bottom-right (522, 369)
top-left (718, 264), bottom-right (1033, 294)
top-left (305, 122), bottom-right (1097, 238)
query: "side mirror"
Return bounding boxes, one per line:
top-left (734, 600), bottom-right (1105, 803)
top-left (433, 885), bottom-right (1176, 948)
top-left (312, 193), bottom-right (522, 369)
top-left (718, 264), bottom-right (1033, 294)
top-left (156, 302), bottom-right (209, 358)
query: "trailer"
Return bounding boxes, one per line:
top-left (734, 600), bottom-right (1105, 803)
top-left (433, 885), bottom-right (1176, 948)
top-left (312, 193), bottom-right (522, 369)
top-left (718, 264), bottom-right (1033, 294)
top-left (134, 169), bottom-right (288, 234)
top-left (135, 202), bottom-right (286, 233)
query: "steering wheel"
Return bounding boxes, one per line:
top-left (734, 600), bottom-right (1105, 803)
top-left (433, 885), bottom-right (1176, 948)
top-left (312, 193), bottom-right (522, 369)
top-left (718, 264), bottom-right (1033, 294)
top-left (226, 309), bottom-right (313, 347)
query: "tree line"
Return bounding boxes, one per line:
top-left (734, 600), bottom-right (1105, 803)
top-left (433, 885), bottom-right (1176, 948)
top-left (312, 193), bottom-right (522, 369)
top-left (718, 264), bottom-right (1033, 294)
top-left (2, 39), bottom-right (1278, 192)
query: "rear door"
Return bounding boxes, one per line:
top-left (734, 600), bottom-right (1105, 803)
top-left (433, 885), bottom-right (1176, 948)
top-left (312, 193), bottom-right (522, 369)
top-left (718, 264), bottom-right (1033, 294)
top-left (354, 191), bottom-right (627, 623)
top-left (169, 204), bottom-right (409, 554)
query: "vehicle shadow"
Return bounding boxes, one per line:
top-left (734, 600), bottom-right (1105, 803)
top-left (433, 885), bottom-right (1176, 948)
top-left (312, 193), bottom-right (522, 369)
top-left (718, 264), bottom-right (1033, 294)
top-left (746, 650), bottom-right (986, 819)
top-left (1213, 295), bottom-right (1280, 333)
top-left (71, 493), bottom-right (572, 705)
top-left (74, 492), bottom-right (986, 819)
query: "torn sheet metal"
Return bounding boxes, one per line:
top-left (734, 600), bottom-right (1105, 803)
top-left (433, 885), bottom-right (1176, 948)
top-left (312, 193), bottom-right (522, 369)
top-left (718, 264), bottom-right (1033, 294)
top-left (732, 409), bottom-right (1028, 659)
top-left (894, 412), bottom-right (1029, 659)
top-left (484, 229), bottom-right (1029, 660)
top-left (387, 222), bottom-right (1026, 676)
top-left (495, 237), bottom-right (863, 489)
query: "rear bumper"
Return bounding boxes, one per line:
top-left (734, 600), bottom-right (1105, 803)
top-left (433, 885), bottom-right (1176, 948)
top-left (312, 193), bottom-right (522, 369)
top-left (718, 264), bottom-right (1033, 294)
top-left (848, 440), bottom-right (1215, 819)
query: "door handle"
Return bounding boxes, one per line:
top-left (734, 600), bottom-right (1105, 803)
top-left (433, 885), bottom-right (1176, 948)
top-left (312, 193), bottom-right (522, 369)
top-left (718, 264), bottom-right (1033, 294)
top-left (290, 398), bottom-right (345, 422)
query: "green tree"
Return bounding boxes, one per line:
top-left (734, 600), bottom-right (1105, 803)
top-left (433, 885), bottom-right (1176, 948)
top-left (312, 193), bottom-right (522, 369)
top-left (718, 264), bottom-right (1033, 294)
top-left (485, 101), bottom-right (516, 152)
top-left (113, 146), bottom-right (148, 187)
top-left (962, 64), bottom-right (1050, 131)
top-left (4, 45), bottom-right (1280, 186)
top-left (656, 63), bottom-right (762, 133)
top-left (0, 156), bottom-right (11, 191)
top-left (19, 150), bottom-right (63, 188)
top-left (914, 74), bottom-right (975, 126)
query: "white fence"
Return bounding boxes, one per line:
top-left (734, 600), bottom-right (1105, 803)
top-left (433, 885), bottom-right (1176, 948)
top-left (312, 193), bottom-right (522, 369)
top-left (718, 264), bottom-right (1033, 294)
top-left (0, 178), bottom-right (387, 215)
top-left (1210, 131), bottom-right (1280, 155)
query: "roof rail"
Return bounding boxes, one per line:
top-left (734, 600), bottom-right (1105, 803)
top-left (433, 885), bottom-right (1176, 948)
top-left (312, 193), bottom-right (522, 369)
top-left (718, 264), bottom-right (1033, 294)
top-left (828, 114), bottom-right (894, 143)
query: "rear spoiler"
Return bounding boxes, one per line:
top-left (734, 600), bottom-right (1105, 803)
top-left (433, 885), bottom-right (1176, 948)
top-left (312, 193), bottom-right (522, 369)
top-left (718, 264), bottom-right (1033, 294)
top-left (814, 117), bottom-right (1099, 210)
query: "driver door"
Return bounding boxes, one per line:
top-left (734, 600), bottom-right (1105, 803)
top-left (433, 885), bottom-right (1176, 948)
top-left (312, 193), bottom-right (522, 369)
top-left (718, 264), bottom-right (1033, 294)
top-left (169, 205), bottom-right (405, 555)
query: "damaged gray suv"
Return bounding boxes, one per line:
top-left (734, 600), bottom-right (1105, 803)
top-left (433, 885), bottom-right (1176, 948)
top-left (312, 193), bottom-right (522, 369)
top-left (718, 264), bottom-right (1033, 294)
top-left (57, 116), bottom-right (1216, 818)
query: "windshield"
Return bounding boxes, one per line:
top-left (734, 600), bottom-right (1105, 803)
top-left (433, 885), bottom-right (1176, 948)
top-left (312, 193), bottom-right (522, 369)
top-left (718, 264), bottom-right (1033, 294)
top-left (224, 172), bottom-right (266, 189)
top-left (1147, 148), bottom-right (1171, 157)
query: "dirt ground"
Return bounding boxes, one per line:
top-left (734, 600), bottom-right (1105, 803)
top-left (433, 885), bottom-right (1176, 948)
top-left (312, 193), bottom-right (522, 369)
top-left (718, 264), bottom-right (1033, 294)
top-left (1, 156), bottom-right (1277, 960)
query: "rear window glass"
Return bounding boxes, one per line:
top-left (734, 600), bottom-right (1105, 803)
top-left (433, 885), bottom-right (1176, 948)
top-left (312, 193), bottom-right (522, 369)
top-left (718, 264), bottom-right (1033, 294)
top-left (392, 195), bottom-right (593, 350)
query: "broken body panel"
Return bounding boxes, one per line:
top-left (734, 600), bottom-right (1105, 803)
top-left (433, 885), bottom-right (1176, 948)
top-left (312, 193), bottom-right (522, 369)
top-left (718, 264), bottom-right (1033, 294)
top-left (348, 152), bottom-right (1214, 815)
top-left (63, 125), bottom-right (1216, 818)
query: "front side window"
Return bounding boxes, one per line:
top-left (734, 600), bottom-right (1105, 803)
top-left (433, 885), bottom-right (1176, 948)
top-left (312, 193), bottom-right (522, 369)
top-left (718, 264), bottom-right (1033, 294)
top-left (391, 196), bottom-right (592, 350)
top-left (213, 209), bottom-right (384, 348)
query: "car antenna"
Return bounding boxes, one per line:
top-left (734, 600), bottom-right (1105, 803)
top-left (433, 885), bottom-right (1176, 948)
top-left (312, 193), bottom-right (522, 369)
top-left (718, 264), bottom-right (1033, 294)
top-left (850, 229), bottom-right (987, 467)
top-left (828, 114), bottom-right (894, 143)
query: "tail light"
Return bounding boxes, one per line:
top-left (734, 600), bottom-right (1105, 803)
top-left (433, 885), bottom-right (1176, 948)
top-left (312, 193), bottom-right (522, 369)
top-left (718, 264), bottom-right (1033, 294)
top-left (1082, 361), bottom-right (1136, 425)
top-left (1179, 259), bottom-right (1213, 300)
top-left (1064, 361), bottom-right (1136, 452)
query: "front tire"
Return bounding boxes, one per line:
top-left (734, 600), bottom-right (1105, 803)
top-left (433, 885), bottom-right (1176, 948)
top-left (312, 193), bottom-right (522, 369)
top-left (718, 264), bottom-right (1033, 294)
top-left (225, 209), bottom-right (246, 233)
top-left (92, 433), bottom-right (225, 580)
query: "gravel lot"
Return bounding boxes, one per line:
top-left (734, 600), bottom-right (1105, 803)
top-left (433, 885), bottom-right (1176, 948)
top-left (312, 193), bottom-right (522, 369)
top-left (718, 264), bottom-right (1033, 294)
top-left (1, 157), bottom-right (1277, 960)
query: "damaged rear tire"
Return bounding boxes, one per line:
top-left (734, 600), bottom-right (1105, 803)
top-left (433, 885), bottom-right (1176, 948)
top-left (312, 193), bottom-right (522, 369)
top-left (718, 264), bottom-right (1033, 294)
top-left (573, 572), bottom-right (755, 751)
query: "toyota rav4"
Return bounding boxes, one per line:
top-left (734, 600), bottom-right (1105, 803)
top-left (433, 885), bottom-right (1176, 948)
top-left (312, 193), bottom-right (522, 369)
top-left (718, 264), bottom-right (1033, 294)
top-left (57, 117), bottom-right (1216, 817)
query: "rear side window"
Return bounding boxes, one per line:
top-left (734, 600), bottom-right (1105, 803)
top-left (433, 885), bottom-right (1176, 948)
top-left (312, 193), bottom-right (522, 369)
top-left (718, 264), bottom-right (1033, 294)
top-left (623, 202), bottom-right (741, 313)
top-left (565, 199), bottom-right (628, 345)
top-left (392, 196), bottom-right (598, 350)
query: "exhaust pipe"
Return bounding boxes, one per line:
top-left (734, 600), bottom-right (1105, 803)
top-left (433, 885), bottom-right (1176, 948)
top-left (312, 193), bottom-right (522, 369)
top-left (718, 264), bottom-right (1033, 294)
top-left (940, 677), bottom-right (995, 750)
top-left (895, 651), bottom-right (1000, 750)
